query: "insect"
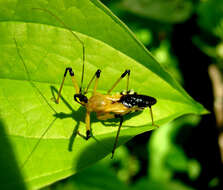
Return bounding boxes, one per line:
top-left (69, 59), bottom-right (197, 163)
top-left (31, 8), bottom-right (159, 158)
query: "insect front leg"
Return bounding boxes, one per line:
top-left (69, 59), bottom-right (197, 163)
top-left (77, 111), bottom-right (91, 140)
top-left (56, 67), bottom-right (80, 104)
top-left (84, 69), bottom-right (101, 95)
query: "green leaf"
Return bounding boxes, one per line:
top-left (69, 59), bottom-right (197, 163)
top-left (120, 0), bottom-right (193, 23)
top-left (197, 0), bottom-right (223, 36)
top-left (0, 0), bottom-right (207, 189)
top-left (148, 115), bottom-right (201, 181)
top-left (64, 163), bottom-right (129, 190)
top-left (133, 179), bottom-right (195, 190)
top-left (0, 119), bottom-right (27, 190)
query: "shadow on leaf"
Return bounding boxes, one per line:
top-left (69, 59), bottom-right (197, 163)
top-left (0, 118), bottom-right (27, 190)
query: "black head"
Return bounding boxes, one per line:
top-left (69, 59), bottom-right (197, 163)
top-left (74, 94), bottom-right (88, 104)
top-left (119, 94), bottom-right (157, 108)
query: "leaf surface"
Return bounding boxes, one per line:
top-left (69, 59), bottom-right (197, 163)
top-left (0, 0), bottom-right (207, 189)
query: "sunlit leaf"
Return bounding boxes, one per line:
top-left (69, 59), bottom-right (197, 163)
top-left (0, 0), bottom-right (207, 189)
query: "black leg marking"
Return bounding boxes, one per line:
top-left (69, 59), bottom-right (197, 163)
top-left (107, 69), bottom-right (131, 94)
top-left (64, 67), bottom-right (74, 77)
top-left (121, 69), bottom-right (130, 78)
top-left (86, 130), bottom-right (91, 140)
top-left (56, 67), bottom-right (80, 104)
top-left (96, 69), bottom-right (101, 78)
top-left (77, 130), bottom-right (91, 140)
top-left (84, 69), bottom-right (101, 94)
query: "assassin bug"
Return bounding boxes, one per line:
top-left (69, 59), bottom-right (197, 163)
top-left (32, 8), bottom-right (159, 158)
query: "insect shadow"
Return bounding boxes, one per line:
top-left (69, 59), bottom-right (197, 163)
top-left (50, 85), bottom-right (84, 151)
top-left (50, 85), bottom-right (143, 152)
top-left (100, 111), bottom-right (142, 126)
top-left (51, 85), bottom-right (105, 152)
top-left (74, 134), bottom-right (133, 172)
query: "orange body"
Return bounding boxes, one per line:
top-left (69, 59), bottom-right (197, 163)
top-left (86, 92), bottom-right (135, 120)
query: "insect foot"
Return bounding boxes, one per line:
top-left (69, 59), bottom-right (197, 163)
top-left (77, 130), bottom-right (91, 140)
top-left (86, 130), bottom-right (91, 140)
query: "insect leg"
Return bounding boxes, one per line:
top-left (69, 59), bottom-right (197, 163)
top-left (85, 111), bottom-right (91, 139)
top-left (107, 70), bottom-right (130, 94)
top-left (93, 70), bottom-right (102, 95)
top-left (56, 68), bottom-right (79, 104)
top-left (111, 115), bottom-right (124, 159)
top-left (77, 111), bottom-right (91, 140)
top-left (149, 106), bottom-right (159, 128)
top-left (126, 69), bottom-right (130, 92)
top-left (84, 69), bottom-right (101, 94)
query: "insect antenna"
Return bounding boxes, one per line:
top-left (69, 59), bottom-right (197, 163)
top-left (14, 37), bottom-right (58, 168)
top-left (14, 37), bottom-right (57, 113)
top-left (32, 8), bottom-right (86, 94)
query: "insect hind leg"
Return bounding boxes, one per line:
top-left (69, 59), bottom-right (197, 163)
top-left (149, 106), bottom-right (159, 128)
top-left (107, 70), bottom-right (130, 94)
top-left (111, 115), bottom-right (124, 159)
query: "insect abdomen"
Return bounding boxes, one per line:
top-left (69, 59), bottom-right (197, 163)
top-left (119, 94), bottom-right (157, 108)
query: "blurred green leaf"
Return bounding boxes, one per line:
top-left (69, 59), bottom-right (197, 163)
top-left (100, 146), bottom-right (139, 183)
top-left (134, 28), bottom-right (152, 46)
top-left (188, 159), bottom-right (201, 180)
top-left (208, 177), bottom-right (220, 188)
top-left (197, 0), bottom-right (223, 37)
top-left (152, 40), bottom-right (183, 84)
top-left (193, 36), bottom-right (218, 58)
top-left (132, 178), bottom-right (195, 190)
top-left (196, 0), bottom-right (223, 65)
top-left (0, 0), bottom-right (207, 189)
top-left (121, 0), bottom-right (193, 23)
top-left (64, 164), bottom-right (129, 190)
top-left (148, 115), bottom-right (201, 181)
top-left (165, 146), bottom-right (188, 172)
top-left (42, 162), bottom-right (129, 190)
